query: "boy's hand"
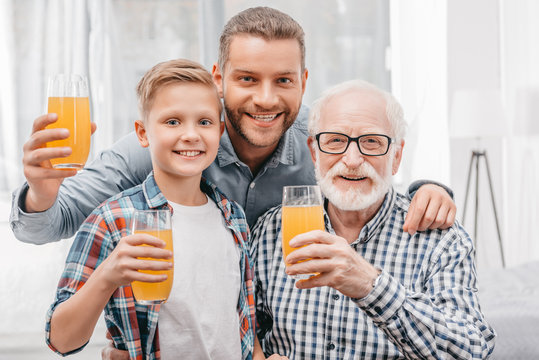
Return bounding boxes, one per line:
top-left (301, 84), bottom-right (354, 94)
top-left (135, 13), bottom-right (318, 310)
top-left (95, 233), bottom-right (173, 291)
top-left (22, 113), bottom-right (97, 212)
top-left (101, 332), bottom-right (129, 360)
top-left (403, 184), bottom-right (457, 235)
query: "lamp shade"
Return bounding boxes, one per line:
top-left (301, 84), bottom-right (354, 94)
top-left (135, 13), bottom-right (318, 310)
top-left (515, 87), bottom-right (539, 135)
top-left (449, 88), bottom-right (507, 138)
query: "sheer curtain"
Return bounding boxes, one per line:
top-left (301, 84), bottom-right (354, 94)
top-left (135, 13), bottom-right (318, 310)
top-left (389, 0), bottom-right (450, 191)
top-left (500, 0), bottom-right (539, 265)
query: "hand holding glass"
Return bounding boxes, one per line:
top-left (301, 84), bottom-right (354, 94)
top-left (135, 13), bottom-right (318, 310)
top-left (281, 185), bottom-right (325, 279)
top-left (131, 209), bottom-right (174, 305)
top-left (46, 74), bottom-right (91, 170)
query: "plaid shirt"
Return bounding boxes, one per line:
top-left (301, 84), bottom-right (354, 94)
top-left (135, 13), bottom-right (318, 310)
top-left (251, 188), bottom-right (496, 359)
top-left (45, 172), bottom-right (256, 360)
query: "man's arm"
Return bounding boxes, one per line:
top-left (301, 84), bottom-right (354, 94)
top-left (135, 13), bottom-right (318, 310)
top-left (404, 181), bottom-right (457, 235)
top-left (10, 122), bottom-right (151, 244)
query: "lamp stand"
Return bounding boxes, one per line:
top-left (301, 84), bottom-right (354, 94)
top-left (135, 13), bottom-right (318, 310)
top-left (462, 150), bottom-right (506, 268)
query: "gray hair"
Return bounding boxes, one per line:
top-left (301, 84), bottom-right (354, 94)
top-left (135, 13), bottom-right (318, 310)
top-left (308, 79), bottom-right (407, 145)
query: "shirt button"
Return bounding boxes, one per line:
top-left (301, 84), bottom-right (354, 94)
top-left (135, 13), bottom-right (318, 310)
top-left (249, 182), bottom-right (255, 189)
top-left (400, 338), bottom-right (407, 344)
top-left (332, 294), bottom-right (340, 300)
top-left (326, 343), bottom-right (335, 351)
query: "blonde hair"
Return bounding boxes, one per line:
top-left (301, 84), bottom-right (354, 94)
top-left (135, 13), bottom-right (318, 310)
top-left (218, 7), bottom-right (305, 71)
top-left (136, 59), bottom-right (221, 120)
top-left (308, 79), bottom-right (407, 145)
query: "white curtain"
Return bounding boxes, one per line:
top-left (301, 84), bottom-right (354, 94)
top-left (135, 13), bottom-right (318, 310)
top-left (500, 0), bottom-right (539, 265)
top-left (389, 0), bottom-right (450, 191)
top-left (0, 0), bottom-right (17, 193)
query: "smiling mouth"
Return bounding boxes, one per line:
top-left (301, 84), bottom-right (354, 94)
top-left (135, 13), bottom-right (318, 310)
top-left (173, 150), bottom-right (203, 157)
top-left (247, 113), bottom-right (282, 123)
top-left (340, 175), bottom-right (367, 181)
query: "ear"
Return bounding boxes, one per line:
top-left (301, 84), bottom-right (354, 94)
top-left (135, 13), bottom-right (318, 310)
top-left (212, 62), bottom-right (224, 98)
top-left (135, 120), bottom-right (149, 148)
top-left (307, 136), bottom-right (317, 165)
top-left (300, 68), bottom-right (309, 96)
top-left (392, 140), bottom-right (405, 175)
top-left (220, 121), bottom-right (225, 136)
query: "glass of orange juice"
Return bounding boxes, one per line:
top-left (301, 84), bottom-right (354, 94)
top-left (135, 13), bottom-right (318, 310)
top-left (131, 209), bottom-right (174, 305)
top-left (46, 74), bottom-right (91, 170)
top-left (281, 185), bottom-right (324, 279)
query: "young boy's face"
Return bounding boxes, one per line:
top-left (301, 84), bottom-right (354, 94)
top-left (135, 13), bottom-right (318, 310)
top-left (136, 82), bottom-right (223, 182)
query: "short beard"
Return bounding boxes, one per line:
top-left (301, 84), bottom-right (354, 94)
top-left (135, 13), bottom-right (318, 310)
top-left (315, 154), bottom-right (393, 211)
top-left (223, 101), bottom-right (298, 148)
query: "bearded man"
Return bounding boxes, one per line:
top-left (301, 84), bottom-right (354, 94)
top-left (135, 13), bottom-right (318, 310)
top-left (251, 79), bottom-right (496, 359)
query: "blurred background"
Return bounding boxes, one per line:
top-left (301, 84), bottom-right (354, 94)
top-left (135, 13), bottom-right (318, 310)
top-left (1, 0), bottom-right (538, 358)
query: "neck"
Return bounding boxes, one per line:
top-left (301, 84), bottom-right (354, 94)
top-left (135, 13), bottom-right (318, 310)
top-left (225, 121), bottom-right (279, 176)
top-left (327, 196), bottom-right (385, 243)
top-left (153, 168), bottom-right (207, 206)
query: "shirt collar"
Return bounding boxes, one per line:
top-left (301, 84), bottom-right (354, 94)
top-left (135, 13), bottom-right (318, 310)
top-left (215, 122), bottom-right (299, 169)
top-left (141, 172), bottom-right (233, 221)
top-left (141, 172), bottom-right (169, 209)
top-left (324, 187), bottom-right (396, 245)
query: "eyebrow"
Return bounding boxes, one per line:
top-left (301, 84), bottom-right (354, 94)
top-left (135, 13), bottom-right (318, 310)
top-left (230, 68), bottom-right (299, 77)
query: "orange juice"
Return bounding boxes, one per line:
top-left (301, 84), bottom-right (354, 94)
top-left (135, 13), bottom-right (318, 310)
top-left (281, 205), bottom-right (324, 264)
top-left (47, 96), bottom-right (91, 170)
top-left (131, 229), bottom-right (174, 303)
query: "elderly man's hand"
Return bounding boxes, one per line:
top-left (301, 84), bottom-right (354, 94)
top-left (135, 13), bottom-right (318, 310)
top-left (284, 230), bottom-right (379, 299)
top-left (101, 333), bottom-right (129, 360)
top-left (403, 184), bottom-right (456, 235)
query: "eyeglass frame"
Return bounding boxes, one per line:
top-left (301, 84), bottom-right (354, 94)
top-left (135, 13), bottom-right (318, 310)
top-left (314, 132), bottom-right (394, 156)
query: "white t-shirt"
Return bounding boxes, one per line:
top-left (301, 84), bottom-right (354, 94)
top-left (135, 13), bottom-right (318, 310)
top-left (158, 196), bottom-right (242, 360)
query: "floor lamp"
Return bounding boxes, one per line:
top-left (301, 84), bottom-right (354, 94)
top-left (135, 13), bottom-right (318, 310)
top-left (450, 89), bottom-right (507, 268)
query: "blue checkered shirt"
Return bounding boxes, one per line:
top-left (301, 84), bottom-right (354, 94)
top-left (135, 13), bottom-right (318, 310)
top-left (251, 188), bottom-right (496, 359)
top-left (45, 172), bottom-right (256, 360)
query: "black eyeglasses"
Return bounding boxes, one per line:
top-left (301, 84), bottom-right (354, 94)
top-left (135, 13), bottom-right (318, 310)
top-left (315, 132), bottom-right (394, 156)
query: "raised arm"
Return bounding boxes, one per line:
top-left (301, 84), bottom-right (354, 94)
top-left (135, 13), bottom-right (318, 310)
top-left (9, 115), bottom-right (151, 244)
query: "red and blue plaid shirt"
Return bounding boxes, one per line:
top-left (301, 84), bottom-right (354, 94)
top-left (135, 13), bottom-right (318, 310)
top-left (46, 172), bottom-right (256, 359)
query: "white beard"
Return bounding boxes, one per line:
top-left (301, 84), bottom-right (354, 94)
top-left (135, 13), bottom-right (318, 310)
top-left (315, 154), bottom-right (393, 211)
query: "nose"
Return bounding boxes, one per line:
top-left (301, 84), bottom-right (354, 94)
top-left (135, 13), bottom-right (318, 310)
top-left (180, 122), bottom-right (201, 142)
top-left (253, 81), bottom-right (279, 109)
top-left (341, 140), bottom-right (364, 169)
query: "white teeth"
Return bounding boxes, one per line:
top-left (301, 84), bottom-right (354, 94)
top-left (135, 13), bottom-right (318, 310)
top-left (251, 114), bottom-right (278, 122)
top-left (176, 150), bottom-right (201, 157)
top-left (341, 175), bottom-right (366, 181)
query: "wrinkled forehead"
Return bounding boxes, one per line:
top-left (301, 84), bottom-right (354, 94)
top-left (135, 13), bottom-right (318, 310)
top-left (319, 90), bottom-right (390, 134)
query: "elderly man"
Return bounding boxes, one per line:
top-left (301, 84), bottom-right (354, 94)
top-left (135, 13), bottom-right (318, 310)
top-left (251, 80), bottom-right (496, 359)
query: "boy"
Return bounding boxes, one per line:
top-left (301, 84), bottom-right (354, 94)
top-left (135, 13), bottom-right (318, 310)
top-left (45, 59), bottom-right (267, 359)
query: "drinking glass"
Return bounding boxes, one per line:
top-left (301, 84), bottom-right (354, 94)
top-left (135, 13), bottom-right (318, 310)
top-left (281, 185), bottom-right (324, 279)
top-left (130, 209), bottom-right (174, 305)
top-left (46, 74), bottom-right (91, 170)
